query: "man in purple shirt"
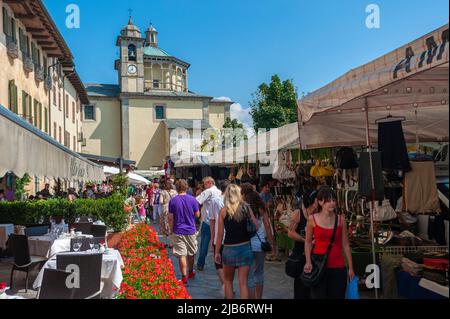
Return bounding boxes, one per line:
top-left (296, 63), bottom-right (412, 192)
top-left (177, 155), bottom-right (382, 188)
top-left (168, 179), bottom-right (200, 285)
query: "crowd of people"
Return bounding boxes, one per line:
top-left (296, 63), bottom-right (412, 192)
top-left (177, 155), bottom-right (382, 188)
top-left (125, 175), bottom-right (354, 300)
top-left (23, 182), bottom-right (115, 201)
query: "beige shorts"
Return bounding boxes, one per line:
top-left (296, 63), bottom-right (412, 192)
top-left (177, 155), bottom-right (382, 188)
top-left (171, 234), bottom-right (198, 257)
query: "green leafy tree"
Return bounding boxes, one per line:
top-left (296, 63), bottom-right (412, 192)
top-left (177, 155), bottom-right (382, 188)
top-left (111, 174), bottom-right (128, 198)
top-left (250, 75), bottom-right (298, 131)
top-left (14, 173), bottom-right (31, 201)
top-left (222, 117), bottom-right (247, 147)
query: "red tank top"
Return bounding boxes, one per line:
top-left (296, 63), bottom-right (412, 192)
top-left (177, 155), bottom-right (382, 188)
top-left (312, 215), bottom-right (345, 269)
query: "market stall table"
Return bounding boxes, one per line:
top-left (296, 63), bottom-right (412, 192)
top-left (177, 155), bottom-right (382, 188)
top-left (0, 224), bottom-right (14, 250)
top-left (33, 250), bottom-right (124, 299)
top-left (28, 233), bottom-right (93, 258)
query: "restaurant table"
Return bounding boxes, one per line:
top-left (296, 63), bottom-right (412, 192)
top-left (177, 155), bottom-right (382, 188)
top-left (28, 234), bottom-right (93, 258)
top-left (0, 224), bottom-right (14, 250)
top-left (33, 250), bottom-right (124, 299)
top-left (0, 292), bottom-right (26, 299)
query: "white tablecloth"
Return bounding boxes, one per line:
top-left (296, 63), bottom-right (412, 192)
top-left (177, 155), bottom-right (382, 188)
top-left (28, 234), bottom-right (93, 258)
top-left (0, 224), bottom-right (14, 250)
top-left (33, 250), bottom-right (124, 298)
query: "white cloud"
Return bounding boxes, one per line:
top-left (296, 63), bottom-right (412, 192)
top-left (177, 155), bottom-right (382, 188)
top-left (213, 96), bottom-right (233, 102)
top-left (230, 103), bottom-right (255, 137)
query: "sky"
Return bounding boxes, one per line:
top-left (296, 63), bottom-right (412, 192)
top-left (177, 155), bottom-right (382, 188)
top-left (43, 0), bottom-right (449, 132)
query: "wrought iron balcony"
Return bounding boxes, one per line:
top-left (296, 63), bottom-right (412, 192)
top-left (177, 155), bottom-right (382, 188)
top-left (44, 75), bottom-right (52, 91)
top-left (23, 55), bottom-right (34, 73)
top-left (34, 65), bottom-right (45, 82)
top-left (6, 36), bottom-right (18, 59)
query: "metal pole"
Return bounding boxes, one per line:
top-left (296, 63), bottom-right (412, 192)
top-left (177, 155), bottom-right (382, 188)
top-left (364, 98), bottom-right (379, 299)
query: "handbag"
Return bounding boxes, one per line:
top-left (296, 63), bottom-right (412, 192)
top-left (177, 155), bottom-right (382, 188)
top-left (310, 161), bottom-right (335, 178)
top-left (300, 214), bottom-right (338, 287)
top-left (256, 233), bottom-right (272, 253)
top-left (373, 199), bottom-right (397, 222)
top-left (242, 204), bottom-right (257, 238)
top-left (285, 250), bottom-right (305, 278)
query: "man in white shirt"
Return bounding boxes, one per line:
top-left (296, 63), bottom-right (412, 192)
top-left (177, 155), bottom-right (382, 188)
top-left (196, 176), bottom-right (222, 271)
top-left (209, 180), bottom-right (229, 286)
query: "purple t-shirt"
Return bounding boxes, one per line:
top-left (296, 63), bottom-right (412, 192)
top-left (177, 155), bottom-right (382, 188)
top-left (169, 194), bottom-right (199, 235)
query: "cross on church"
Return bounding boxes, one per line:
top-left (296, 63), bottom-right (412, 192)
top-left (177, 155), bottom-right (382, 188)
top-left (128, 8), bottom-right (133, 18)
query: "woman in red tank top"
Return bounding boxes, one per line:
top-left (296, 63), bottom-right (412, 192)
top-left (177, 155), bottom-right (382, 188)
top-left (303, 186), bottom-right (355, 299)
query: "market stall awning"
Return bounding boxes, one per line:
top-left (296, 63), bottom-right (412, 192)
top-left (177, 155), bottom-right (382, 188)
top-left (0, 106), bottom-right (105, 182)
top-left (207, 122), bottom-right (300, 165)
top-left (127, 172), bottom-right (150, 185)
top-left (103, 166), bottom-right (150, 185)
top-left (297, 24), bottom-right (449, 149)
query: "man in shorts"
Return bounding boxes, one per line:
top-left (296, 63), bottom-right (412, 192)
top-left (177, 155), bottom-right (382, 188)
top-left (209, 180), bottom-right (230, 289)
top-left (169, 179), bottom-right (200, 285)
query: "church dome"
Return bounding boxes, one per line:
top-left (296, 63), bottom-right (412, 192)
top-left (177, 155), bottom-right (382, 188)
top-left (121, 16), bottom-right (142, 38)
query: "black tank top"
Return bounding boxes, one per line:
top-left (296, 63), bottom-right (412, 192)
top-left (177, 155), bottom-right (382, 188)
top-left (223, 204), bottom-right (251, 245)
top-left (293, 209), bottom-right (307, 254)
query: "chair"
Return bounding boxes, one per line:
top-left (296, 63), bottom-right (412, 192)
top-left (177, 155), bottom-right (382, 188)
top-left (91, 225), bottom-right (107, 238)
top-left (37, 268), bottom-right (75, 299)
top-left (78, 216), bottom-right (97, 223)
top-left (9, 234), bottom-right (48, 292)
top-left (70, 237), bottom-right (105, 252)
top-left (24, 225), bottom-right (50, 237)
top-left (56, 253), bottom-right (103, 299)
top-left (70, 222), bottom-right (92, 235)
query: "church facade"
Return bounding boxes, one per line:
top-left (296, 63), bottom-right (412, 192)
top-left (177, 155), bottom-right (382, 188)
top-left (82, 18), bottom-right (233, 169)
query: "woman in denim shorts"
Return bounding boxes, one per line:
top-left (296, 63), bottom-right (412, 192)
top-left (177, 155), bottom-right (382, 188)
top-left (215, 184), bottom-right (259, 299)
top-left (240, 184), bottom-right (276, 299)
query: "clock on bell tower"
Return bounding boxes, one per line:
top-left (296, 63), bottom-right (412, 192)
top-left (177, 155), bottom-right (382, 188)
top-left (116, 16), bottom-right (145, 93)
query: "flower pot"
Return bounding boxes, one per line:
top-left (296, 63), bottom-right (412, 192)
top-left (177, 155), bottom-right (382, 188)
top-left (107, 232), bottom-right (124, 249)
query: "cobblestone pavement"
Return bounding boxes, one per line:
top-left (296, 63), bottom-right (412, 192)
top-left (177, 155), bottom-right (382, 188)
top-left (152, 223), bottom-right (295, 299)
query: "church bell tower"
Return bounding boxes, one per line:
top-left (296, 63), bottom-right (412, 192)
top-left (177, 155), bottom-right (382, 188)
top-left (116, 16), bottom-right (145, 93)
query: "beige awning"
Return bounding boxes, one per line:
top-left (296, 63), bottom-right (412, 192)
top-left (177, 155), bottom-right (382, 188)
top-left (0, 107), bottom-right (105, 182)
top-left (297, 24), bottom-right (449, 149)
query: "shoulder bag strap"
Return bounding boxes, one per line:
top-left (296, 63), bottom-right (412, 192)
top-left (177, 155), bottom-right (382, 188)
top-left (325, 214), bottom-right (339, 256)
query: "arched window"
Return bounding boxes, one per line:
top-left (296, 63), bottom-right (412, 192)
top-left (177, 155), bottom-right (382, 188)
top-left (128, 44), bottom-right (137, 61)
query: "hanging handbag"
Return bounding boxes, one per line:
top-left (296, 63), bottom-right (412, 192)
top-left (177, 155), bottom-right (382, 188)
top-left (310, 161), bottom-right (335, 178)
top-left (256, 232), bottom-right (272, 253)
top-left (300, 214), bottom-right (338, 287)
top-left (373, 199), bottom-right (397, 222)
top-left (285, 250), bottom-right (306, 278)
top-left (243, 204), bottom-right (257, 238)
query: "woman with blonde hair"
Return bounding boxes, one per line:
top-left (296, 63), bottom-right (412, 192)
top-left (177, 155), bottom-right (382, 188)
top-left (215, 184), bottom-right (259, 299)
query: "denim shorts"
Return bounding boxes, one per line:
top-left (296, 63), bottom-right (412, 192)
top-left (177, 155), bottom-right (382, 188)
top-left (222, 242), bottom-right (253, 267)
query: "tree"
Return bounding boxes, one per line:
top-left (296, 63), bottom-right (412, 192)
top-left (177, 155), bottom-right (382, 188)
top-left (14, 173), bottom-right (31, 201)
top-left (250, 75), bottom-right (298, 131)
top-left (200, 117), bottom-right (248, 152)
top-left (223, 117), bottom-right (247, 147)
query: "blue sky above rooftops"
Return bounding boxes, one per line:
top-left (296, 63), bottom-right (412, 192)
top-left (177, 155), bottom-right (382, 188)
top-left (43, 0), bottom-right (449, 132)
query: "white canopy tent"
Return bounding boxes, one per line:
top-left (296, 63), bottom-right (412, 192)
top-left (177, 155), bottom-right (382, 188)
top-left (297, 24), bottom-right (449, 150)
top-left (103, 166), bottom-right (150, 185)
top-left (127, 172), bottom-right (150, 185)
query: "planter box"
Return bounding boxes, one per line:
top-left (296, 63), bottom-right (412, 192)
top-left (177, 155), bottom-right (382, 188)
top-left (107, 231), bottom-right (124, 249)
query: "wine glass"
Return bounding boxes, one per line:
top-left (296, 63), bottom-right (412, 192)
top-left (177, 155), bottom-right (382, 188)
top-left (93, 244), bottom-right (100, 253)
top-left (73, 242), bottom-right (82, 252)
top-left (89, 239), bottom-right (94, 252)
